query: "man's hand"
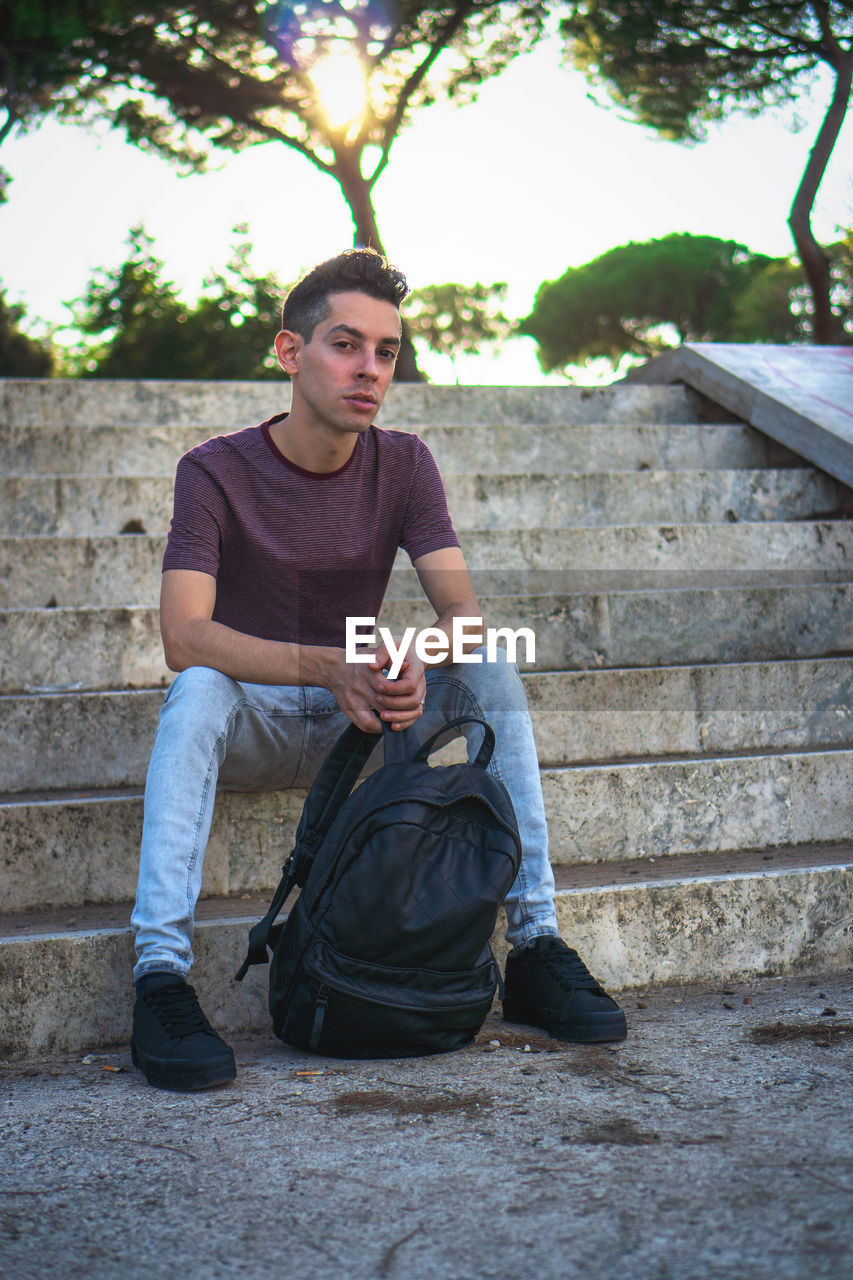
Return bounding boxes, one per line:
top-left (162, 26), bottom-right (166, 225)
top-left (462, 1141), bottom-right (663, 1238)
top-left (369, 641), bottom-right (427, 732)
top-left (328, 641), bottom-right (426, 734)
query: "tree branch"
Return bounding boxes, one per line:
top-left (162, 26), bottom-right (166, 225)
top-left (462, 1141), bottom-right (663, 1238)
top-left (788, 44), bottom-right (853, 341)
top-left (732, 3), bottom-right (822, 52)
top-left (367, 0), bottom-right (480, 188)
top-left (0, 109), bottom-right (19, 147)
top-left (367, 13), bottom-right (406, 71)
top-left (236, 117), bottom-right (336, 175)
top-left (810, 0), bottom-right (846, 62)
top-left (676, 29), bottom-right (819, 62)
top-left (665, 3), bottom-right (824, 60)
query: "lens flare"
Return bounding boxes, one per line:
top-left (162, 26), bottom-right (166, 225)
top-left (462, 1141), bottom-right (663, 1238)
top-left (310, 50), bottom-right (368, 131)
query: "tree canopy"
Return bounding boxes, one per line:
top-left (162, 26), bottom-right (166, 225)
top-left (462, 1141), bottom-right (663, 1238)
top-left (404, 281), bottom-right (511, 371)
top-left (833, 228), bottom-right (853, 336)
top-left (19, 226), bottom-right (512, 379)
top-left (520, 233), bottom-right (806, 372)
top-left (1, 1), bottom-right (129, 198)
top-left (559, 1), bottom-right (853, 343)
top-left (69, 224), bottom-right (286, 378)
top-left (0, 292), bottom-right (55, 375)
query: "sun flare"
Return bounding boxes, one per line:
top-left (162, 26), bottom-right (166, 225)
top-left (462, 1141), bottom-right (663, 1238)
top-left (310, 51), bottom-right (368, 131)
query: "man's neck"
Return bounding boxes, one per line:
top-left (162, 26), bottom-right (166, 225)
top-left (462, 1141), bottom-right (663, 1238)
top-left (267, 409), bottom-right (361, 474)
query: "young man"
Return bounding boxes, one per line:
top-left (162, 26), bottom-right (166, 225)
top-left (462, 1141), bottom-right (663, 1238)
top-left (131, 249), bottom-right (626, 1091)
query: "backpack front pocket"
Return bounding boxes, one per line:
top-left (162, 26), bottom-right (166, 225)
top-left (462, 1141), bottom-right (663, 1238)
top-left (282, 940), bottom-right (498, 1059)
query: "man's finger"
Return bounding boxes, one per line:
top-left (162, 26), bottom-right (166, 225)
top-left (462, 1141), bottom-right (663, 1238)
top-left (367, 645), bottom-right (391, 671)
top-left (354, 708), bottom-right (383, 732)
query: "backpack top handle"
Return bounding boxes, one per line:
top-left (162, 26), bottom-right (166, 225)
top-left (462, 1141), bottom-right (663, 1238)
top-left (383, 716), bottom-right (495, 771)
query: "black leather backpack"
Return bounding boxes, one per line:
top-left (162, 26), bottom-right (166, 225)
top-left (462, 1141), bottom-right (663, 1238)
top-left (236, 715), bottom-right (521, 1058)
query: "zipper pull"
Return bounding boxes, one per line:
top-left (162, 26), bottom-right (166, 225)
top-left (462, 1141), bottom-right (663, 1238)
top-left (309, 986), bottom-right (329, 1052)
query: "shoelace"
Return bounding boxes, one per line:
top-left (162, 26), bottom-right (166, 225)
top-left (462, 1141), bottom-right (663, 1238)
top-left (142, 983), bottom-right (216, 1039)
top-left (535, 942), bottom-right (603, 992)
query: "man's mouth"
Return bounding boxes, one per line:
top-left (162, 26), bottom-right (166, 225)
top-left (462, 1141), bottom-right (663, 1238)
top-left (344, 393), bottom-right (378, 411)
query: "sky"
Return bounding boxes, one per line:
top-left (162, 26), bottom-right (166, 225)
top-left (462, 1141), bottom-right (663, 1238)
top-left (1, 34), bottom-right (852, 384)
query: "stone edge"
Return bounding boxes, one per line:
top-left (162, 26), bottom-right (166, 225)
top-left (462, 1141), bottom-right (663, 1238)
top-left (627, 344), bottom-right (853, 488)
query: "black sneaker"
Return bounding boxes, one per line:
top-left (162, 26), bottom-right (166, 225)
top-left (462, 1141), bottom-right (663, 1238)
top-left (503, 936), bottom-right (627, 1043)
top-left (131, 978), bottom-right (236, 1091)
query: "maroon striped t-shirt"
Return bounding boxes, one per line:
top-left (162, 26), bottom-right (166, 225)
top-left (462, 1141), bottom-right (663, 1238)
top-left (162, 413), bottom-right (460, 647)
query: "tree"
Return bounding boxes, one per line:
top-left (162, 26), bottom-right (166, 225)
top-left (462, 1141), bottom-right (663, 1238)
top-left (520, 233), bottom-right (803, 372)
top-left (559, 1), bottom-right (853, 344)
top-left (404, 281), bottom-right (511, 373)
top-left (0, 292), bottom-right (55, 375)
top-left (70, 224), bottom-right (286, 378)
top-left (2, 2), bottom-right (550, 379)
top-left (69, 224), bottom-right (514, 378)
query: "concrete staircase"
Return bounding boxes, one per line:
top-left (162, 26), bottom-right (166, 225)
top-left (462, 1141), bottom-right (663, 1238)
top-left (1, 378), bottom-right (851, 1058)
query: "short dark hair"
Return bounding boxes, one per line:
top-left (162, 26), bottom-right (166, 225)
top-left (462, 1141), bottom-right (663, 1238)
top-left (281, 248), bottom-right (409, 341)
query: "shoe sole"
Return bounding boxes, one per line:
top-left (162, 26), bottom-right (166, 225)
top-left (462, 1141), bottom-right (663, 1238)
top-left (131, 1040), bottom-right (237, 1092)
top-left (502, 1001), bottom-right (628, 1044)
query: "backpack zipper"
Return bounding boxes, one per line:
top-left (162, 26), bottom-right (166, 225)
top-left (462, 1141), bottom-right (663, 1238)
top-left (309, 985), bottom-right (330, 1052)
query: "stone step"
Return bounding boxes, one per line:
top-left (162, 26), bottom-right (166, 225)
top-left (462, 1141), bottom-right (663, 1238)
top-left (0, 788), bottom-right (304, 914)
top-left (456, 521), bottom-right (853, 574)
top-left (2, 658), bottom-right (850, 793)
top-left (3, 748), bottom-right (850, 913)
top-left (545, 748), bottom-right (852, 865)
top-left (0, 606), bottom-right (168, 692)
top-left (0, 378), bottom-right (700, 429)
top-left (1, 845), bottom-right (850, 1056)
top-left (2, 468), bottom-right (845, 537)
top-left (555, 846), bottom-right (853, 991)
top-left (3, 520), bottom-right (851, 611)
top-left (4, 581), bottom-right (850, 694)
top-left (0, 421), bottom-right (802, 477)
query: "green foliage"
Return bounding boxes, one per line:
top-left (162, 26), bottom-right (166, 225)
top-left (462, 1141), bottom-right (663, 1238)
top-left (69, 228), bottom-right (520, 377)
top-left (559, 2), bottom-right (853, 142)
top-left (0, 291), bottom-right (54, 375)
top-left (70, 224), bottom-right (286, 379)
top-left (829, 227), bottom-right (853, 336)
top-left (404, 282), bottom-right (512, 360)
top-left (729, 259), bottom-right (809, 344)
top-left (520, 233), bottom-right (803, 372)
top-left (0, 2), bottom-right (132, 143)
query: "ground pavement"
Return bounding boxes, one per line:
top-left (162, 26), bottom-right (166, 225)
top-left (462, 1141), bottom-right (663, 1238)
top-left (2, 969), bottom-right (852, 1280)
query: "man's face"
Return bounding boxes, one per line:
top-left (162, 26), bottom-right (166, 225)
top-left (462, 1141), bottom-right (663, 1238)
top-left (277, 290), bottom-right (401, 436)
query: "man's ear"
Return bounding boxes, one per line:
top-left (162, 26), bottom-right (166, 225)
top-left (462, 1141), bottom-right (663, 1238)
top-left (274, 329), bottom-right (302, 376)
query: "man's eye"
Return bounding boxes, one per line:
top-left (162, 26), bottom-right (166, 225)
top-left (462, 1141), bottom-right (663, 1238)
top-left (380, 348), bottom-right (398, 360)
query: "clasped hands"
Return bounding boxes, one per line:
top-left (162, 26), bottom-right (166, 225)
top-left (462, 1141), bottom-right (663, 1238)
top-left (332, 639), bottom-right (427, 734)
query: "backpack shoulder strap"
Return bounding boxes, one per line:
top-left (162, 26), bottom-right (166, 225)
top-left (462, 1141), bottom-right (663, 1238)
top-left (296, 721), bottom-right (382, 853)
top-left (235, 721), bottom-right (382, 981)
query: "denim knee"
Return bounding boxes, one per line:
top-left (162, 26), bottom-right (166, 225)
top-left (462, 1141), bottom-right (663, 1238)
top-left (444, 644), bottom-right (526, 708)
top-left (158, 666), bottom-right (245, 738)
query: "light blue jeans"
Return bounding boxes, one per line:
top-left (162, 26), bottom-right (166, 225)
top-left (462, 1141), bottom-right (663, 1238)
top-left (131, 647), bottom-right (559, 982)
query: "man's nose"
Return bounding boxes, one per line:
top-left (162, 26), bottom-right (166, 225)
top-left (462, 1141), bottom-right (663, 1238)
top-left (355, 349), bottom-right (380, 378)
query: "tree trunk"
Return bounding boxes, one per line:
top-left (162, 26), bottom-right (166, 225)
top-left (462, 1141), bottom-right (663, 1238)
top-left (332, 151), bottom-right (387, 254)
top-left (788, 50), bottom-right (853, 344)
top-left (332, 149), bottom-right (425, 382)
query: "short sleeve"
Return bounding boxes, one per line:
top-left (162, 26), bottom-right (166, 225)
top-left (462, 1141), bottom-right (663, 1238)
top-left (162, 454), bottom-right (228, 577)
top-left (398, 438), bottom-right (460, 561)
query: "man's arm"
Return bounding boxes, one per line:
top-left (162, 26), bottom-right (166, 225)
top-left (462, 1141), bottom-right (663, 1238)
top-left (365, 546), bottom-right (484, 730)
top-left (413, 545), bottom-right (483, 660)
top-left (159, 568), bottom-right (387, 732)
